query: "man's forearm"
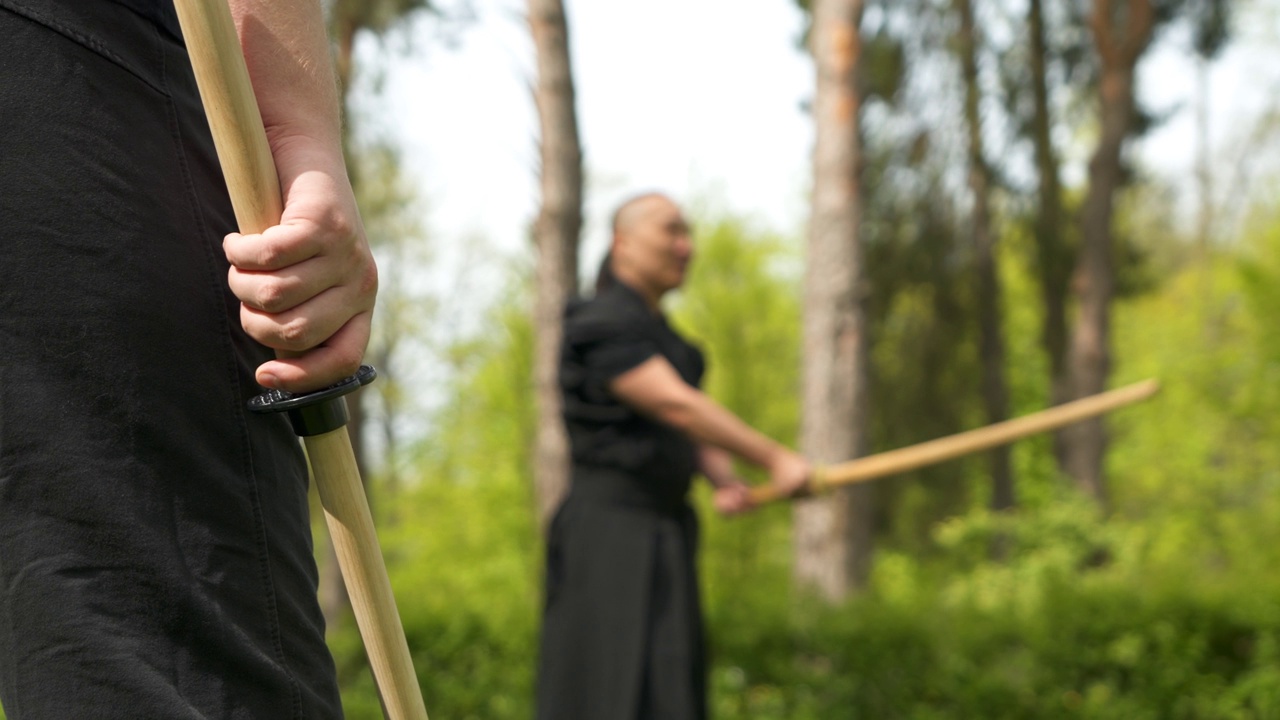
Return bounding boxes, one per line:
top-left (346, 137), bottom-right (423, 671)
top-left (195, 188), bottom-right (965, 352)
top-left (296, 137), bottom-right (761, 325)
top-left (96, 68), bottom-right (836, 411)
top-left (678, 393), bottom-right (783, 470)
top-left (697, 445), bottom-right (739, 488)
top-left (228, 0), bottom-right (343, 155)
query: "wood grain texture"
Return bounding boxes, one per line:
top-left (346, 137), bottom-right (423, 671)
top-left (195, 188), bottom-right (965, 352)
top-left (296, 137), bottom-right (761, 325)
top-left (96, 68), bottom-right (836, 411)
top-left (172, 0), bottom-right (280, 234)
top-left (309, 428), bottom-right (428, 720)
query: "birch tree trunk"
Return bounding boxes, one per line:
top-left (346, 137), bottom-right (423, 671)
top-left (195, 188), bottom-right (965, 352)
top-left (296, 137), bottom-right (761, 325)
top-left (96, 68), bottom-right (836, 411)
top-left (956, 0), bottom-right (1013, 511)
top-left (528, 0), bottom-right (583, 531)
top-left (795, 0), bottom-right (872, 601)
top-left (1064, 0), bottom-right (1154, 504)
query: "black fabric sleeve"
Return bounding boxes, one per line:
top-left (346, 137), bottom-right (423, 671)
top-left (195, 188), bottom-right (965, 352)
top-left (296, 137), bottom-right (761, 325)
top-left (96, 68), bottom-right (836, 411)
top-left (566, 306), bottom-right (659, 396)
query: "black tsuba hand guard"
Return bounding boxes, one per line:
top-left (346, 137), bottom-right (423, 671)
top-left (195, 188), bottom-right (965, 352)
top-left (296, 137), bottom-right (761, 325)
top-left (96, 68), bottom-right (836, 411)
top-left (248, 365), bottom-right (377, 437)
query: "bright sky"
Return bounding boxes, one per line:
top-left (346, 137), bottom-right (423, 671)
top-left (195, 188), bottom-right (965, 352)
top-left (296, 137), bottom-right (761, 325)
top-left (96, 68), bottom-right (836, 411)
top-left (364, 0), bottom-right (811, 278)
top-left (346, 0), bottom-right (1280, 448)
top-left (355, 0), bottom-right (1280, 295)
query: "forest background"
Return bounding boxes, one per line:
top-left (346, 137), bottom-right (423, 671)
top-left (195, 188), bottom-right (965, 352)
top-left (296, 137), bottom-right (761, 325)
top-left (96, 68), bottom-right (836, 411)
top-left (8, 0), bottom-right (1280, 717)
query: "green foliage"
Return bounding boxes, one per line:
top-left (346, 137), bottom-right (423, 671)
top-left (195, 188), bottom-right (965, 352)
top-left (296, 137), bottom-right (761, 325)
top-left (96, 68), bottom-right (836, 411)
top-left (861, 134), bottom-right (991, 544)
top-left (709, 512), bottom-right (1280, 719)
top-left (327, 275), bottom-right (541, 718)
top-left (317, 205), bottom-right (1280, 717)
top-left (669, 218), bottom-right (806, 611)
top-left (671, 218), bottom-right (803, 459)
top-left (16, 208), bottom-right (1280, 718)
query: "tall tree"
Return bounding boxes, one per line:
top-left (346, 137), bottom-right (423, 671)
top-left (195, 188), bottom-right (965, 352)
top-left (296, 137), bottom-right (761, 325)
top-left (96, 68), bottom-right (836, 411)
top-left (527, 0), bottom-right (583, 531)
top-left (954, 0), bottom-right (1013, 510)
top-left (1063, 0), bottom-right (1155, 503)
top-left (796, 0), bottom-right (872, 600)
top-left (1025, 0), bottom-right (1074, 467)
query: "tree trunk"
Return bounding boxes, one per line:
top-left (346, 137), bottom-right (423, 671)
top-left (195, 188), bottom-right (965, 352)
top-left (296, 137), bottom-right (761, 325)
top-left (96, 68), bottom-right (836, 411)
top-left (795, 0), bottom-right (871, 601)
top-left (1026, 0), bottom-right (1072, 467)
top-left (956, 0), bottom-right (1013, 511)
top-left (1064, 0), bottom-right (1154, 504)
top-left (529, 0), bottom-right (583, 532)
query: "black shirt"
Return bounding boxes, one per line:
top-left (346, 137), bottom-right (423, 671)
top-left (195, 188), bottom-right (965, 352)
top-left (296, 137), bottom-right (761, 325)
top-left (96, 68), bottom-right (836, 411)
top-left (109, 0), bottom-right (182, 40)
top-left (560, 281), bottom-right (705, 492)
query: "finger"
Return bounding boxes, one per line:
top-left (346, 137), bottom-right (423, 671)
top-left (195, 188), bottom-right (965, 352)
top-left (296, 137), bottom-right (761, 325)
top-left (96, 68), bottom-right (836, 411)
top-left (227, 256), bottom-right (341, 314)
top-left (716, 500), bottom-right (744, 517)
top-left (721, 486), bottom-right (752, 514)
top-left (714, 489), bottom-right (740, 515)
top-left (223, 221), bottom-right (323, 271)
top-left (254, 311), bottom-right (372, 393)
top-left (239, 282), bottom-right (370, 354)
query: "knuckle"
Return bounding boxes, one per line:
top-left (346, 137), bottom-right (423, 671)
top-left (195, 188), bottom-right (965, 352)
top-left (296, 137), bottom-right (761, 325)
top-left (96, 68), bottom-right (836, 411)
top-left (332, 349), bottom-right (362, 379)
top-left (278, 317), bottom-right (313, 349)
top-left (254, 243), bottom-right (285, 269)
top-left (358, 261), bottom-right (379, 299)
top-left (327, 209), bottom-right (356, 244)
top-left (239, 307), bottom-right (265, 340)
top-left (254, 282), bottom-right (287, 312)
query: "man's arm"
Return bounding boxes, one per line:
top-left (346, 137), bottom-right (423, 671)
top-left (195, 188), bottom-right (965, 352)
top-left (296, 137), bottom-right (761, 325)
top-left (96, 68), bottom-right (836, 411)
top-left (698, 444), bottom-right (755, 516)
top-left (222, 0), bottom-right (376, 393)
top-left (609, 356), bottom-right (810, 497)
top-left (697, 444), bottom-right (738, 489)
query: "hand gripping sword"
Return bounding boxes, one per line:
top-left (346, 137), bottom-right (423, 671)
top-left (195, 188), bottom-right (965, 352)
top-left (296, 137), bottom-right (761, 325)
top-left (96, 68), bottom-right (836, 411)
top-left (171, 2), bottom-right (429, 718)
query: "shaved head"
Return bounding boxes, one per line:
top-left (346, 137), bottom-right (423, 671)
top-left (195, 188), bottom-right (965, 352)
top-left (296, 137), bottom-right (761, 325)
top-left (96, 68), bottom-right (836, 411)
top-left (610, 192), bottom-right (672, 238)
top-left (600, 191), bottom-right (693, 304)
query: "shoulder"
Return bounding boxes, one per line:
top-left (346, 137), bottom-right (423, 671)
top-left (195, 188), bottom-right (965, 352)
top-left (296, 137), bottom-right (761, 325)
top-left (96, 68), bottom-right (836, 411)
top-left (564, 286), bottom-right (652, 343)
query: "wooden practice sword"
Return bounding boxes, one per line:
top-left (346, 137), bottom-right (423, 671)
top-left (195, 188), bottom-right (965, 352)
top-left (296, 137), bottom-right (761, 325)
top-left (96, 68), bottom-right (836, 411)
top-left (171, 1), bottom-right (429, 718)
top-left (749, 379), bottom-right (1161, 505)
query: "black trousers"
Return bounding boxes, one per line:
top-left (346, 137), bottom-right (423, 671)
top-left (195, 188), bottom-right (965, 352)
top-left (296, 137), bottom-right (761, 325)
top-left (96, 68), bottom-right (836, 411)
top-left (537, 469), bottom-right (707, 720)
top-left (0, 1), bottom-right (341, 717)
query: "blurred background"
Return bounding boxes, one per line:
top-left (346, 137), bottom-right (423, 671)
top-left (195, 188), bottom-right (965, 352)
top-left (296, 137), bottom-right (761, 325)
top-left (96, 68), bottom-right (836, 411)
top-left (271, 0), bottom-right (1280, 717)
top-left (17, 0), bottom-right (1280, 717)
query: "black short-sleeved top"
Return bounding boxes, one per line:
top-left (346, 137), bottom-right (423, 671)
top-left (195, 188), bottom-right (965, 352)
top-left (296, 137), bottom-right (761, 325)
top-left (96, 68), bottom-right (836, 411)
top-left (560, 281), bottom-right (705, 498)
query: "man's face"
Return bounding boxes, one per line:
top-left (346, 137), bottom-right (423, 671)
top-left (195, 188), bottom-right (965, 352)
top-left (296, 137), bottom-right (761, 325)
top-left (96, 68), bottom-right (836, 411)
top-left (618, 197), bottom-right (693, 294)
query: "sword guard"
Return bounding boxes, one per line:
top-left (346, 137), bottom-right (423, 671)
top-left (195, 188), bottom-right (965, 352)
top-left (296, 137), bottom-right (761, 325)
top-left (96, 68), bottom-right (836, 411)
top-left (248, 365), bottom-right (377, 436)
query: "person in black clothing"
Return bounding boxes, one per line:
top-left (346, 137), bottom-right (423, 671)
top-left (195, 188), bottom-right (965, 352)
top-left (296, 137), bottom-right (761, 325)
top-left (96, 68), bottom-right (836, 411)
top-left (0, 1), bottom-right (374, 717)
top-left (536, 192), bottom-right (810, 720)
